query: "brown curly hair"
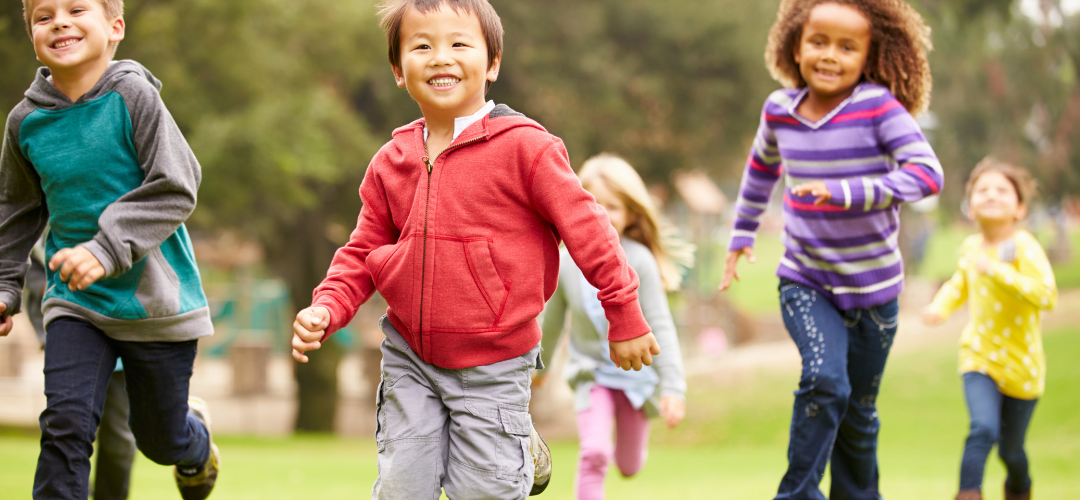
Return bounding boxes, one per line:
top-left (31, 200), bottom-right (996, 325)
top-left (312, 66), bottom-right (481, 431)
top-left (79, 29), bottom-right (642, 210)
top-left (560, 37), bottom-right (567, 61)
top-left (766, 0), bottom-right (933, 115)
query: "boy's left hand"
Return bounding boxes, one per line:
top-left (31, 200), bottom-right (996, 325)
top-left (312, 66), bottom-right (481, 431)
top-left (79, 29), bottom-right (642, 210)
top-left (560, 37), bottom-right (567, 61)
top-left (609, 332), bottom-right (660, 371)
top-left (0, 303), bottom-right (12, 337)
top-left (791, 182), bottom-right (831, 206)
top-left (660, 395), bottom-right (685, 429)
top-left (49, 246), bottom-right (105, 291)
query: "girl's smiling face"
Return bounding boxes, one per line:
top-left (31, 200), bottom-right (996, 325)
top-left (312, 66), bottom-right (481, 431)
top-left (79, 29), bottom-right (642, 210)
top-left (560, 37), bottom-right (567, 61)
top-left (585, 179), bottom-right (631, 237)
top-left (795, 3), bottom-right (871, 102)
top-left (969, 170), bottom-right (1026, 225)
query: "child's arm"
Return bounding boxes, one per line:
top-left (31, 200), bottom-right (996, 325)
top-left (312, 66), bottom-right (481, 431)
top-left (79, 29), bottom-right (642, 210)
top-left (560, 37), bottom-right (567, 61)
top-left (526, 138), bottom-right (654, 369)
top-left (924, 268), bottom-right (968, 326)
top-left (533, 274), bottom-right (568, 386)
top-left (61, 77), bottom-right (201, 290)
top-left (632, 249), bottom-right (687, 428)
top-left (796, 101), bottom-right (943, 209)
top-left (984, 238), bottom-right (1058, 310)
top-left (721, 103), bottom-right (782, 290)
top-left (0, 108), bottom-right (49, 317)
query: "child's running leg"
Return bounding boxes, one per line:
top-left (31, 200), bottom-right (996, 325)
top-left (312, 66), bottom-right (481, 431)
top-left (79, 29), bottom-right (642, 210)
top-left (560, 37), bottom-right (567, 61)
top-left (34, 318), bottom-right (120, 500)
top-left (829, 299), bottom-right (898, 500)
top-left (371, 319), bottom-right (449, 500)
top-left (774, 280), bottom-right (852, 500)
top-left (998, 394), bottom-right (1037, 496)
top-left (959, 372), bottom-right (1005, 492)
top-left (93, 370), bottom-right (136, 500)
top-left (612, 390), bottom-right (649, 478)
top-left (575, 386), bottom-right (617, 500)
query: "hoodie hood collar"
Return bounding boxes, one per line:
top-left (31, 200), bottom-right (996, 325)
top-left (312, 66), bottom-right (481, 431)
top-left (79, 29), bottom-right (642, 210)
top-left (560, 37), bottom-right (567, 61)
top-left (391, 104), bottom-right (546, 146)
top-left (25, 59), bottom-right (162, 111)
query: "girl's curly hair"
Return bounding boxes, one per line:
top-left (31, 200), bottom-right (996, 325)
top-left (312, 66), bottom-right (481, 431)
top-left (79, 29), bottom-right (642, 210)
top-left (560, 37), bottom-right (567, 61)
top-left (766, 0), bottom-right (933, 116)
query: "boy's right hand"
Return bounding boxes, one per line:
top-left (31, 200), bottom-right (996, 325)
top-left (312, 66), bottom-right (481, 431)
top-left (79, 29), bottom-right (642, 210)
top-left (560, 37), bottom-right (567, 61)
top-left (922, 307), bottom-right (945, 327)
top-left (719, 247), bottom-right (755, 292)
top-left (292, 307), bottom-right (330, 363)
top-left (0, 303), bottom-right (12, 337)
top-left (609, 332), bottom-right (661, 371)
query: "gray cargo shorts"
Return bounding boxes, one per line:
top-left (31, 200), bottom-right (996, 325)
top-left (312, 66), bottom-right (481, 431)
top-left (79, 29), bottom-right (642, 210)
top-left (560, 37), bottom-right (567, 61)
top-left (372, 316), bottom-right (542, 500)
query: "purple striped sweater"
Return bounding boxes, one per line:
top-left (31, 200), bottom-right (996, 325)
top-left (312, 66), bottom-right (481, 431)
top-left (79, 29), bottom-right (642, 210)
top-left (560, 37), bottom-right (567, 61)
top-left (729, 83), bottom-right (943, 310)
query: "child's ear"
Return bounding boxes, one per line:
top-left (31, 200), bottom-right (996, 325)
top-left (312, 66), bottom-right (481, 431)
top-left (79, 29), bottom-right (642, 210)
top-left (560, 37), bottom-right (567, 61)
top-left (1016, 203), bottom-right (1028, 221)
top-left (486, 54), bottom-right (501, 82)
top-left (793, 45), bottom-right (801, 65)
top-left (110, 17), bottom-right (125, 43)
top-left (391, 65), bottom-right (406, 88)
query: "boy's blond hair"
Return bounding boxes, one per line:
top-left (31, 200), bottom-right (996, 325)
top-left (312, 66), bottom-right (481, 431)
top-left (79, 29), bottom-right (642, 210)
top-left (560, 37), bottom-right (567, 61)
top-left (22, 0), bottom-right (124, 52)
top-left (377, 0), bottom-right (503, 71)
top-left (578, 154), bottom-right (696, 292)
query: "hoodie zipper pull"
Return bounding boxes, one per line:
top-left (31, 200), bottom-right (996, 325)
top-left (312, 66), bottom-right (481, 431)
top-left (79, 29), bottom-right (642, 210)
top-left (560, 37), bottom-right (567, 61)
top-left (422, 156), bottom-right (433, 173)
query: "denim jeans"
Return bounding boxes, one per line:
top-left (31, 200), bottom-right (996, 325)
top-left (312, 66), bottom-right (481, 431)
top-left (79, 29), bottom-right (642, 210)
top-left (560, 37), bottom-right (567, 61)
top-left (775, 280), bottom-right (899, 500)
top-left (93, 370), bottom-right (136, 500)
top-left (959, 372), bottom-right (1038, 494)
top-left (34, 318), bottom-right (209, 500)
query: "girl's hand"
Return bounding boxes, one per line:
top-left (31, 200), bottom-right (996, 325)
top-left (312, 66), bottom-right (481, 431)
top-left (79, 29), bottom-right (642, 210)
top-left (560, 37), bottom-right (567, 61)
top-left (719, 248), bottom-right (755, 291)
top-left (922, 307), bottom-right (945, 326)
top-left (660, 395), bottom-right (685, 429)
top-left (791, 182), bottom-right (832, 206)
top-left (975, 256), bottom-right (991, 274)
top-left (292, 307), bottom-right (330, 363)
top-left (49, 246), bottom-right (105, 291)
top-left (0, 303), bottom-right (12, 337)
top-left (531, 373), bottom-right (546, 388)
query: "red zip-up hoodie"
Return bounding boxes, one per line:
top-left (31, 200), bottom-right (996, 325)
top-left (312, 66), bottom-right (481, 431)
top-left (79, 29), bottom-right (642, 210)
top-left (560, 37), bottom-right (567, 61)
top-left (311, 105), bottom-right (650, 369)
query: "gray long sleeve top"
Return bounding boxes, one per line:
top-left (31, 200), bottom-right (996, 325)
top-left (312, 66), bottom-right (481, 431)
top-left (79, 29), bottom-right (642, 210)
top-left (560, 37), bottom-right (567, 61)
top-left (539, 239), bottom-right (686, 417)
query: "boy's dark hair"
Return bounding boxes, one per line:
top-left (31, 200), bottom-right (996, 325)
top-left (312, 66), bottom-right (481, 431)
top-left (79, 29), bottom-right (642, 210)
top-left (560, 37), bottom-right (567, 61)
top-left (766, 0), bottom-right (933, 116)
top-left (378, 0), bottom-right (503, 71)
top-left (23, 0), bottom-right (124, 53)
top-left (966, 157), bottom-right (1037, 206)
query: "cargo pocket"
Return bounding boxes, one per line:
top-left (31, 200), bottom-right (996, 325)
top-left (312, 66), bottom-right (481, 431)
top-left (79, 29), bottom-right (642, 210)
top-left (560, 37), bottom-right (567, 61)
top-left (495, 404), bottom-right (532, 481)
top-left (375, 379), bottom-right (387, 452)
top-left (429, 238), bottom-right (510, 330)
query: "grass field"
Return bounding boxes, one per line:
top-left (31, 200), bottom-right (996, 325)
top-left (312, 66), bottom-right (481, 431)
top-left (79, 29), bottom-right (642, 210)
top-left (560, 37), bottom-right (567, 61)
top-left (3, 327), bottom-right (1078, 499)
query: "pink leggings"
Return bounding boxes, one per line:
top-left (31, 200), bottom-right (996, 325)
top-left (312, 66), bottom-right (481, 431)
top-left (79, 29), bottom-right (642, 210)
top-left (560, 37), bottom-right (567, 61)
top-left (574, 385), bottom-right (651, 500)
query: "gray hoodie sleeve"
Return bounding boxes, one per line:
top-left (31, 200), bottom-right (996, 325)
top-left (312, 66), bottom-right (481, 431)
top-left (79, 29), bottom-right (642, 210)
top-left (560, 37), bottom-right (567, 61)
top-left (626, 243), bottom-right (687, 401)
top-left (81, 74), bottom-right (200, 277)
top-left (0, 103), bottom-right (49, 314)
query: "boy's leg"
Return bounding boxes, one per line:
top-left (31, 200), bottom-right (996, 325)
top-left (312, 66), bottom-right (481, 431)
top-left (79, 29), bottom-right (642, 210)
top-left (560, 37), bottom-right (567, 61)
top-left (774, 281), bottom-right (851, 500)
top-left (34, 318), bottom-right (119, 500)
top-left (441, 343), bottom-right (540, 500)
top-left (611, 389), bottom-right (650, 478)
top-left (959, 372), bottom-right (1004, 492)
top-left (829, 299), bottom-right (899, 500)
top-left (114, 340), bottom-right (209, 470)
top-left (575, 385), bottom-right (617, 500)
top-left (93, 369), bottom-right (136, 500)
top-left (372, 319), bottom-right (449, 500)
top-left (998, 395), bottom-right (1038, 496)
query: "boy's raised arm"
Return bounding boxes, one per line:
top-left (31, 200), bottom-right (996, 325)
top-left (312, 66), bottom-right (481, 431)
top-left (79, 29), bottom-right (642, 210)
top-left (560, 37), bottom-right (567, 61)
top-left (0, 109), bottom-right (49, 314)
top-left (85, 76), bottom-right (200, 278)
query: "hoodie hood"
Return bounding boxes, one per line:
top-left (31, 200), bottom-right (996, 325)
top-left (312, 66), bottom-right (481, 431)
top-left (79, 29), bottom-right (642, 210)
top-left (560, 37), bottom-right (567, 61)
top-left (25, 59), bottom-right (162, 111)
top-left (391, 104), bottom-right (547, 146)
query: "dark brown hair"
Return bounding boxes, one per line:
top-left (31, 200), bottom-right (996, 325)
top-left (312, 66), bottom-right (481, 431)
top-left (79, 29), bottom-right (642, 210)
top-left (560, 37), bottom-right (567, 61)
top-left (966, 157), bottom-right (1037, 206)
top-left (766, 0), bottom-right (933, 115)
top-left (378, 0), bottom-right (503, 70)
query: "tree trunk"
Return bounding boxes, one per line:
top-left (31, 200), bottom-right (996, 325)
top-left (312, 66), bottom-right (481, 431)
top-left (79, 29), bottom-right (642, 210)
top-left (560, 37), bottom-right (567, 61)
top-left (265, 209), bottom-right (344, 433)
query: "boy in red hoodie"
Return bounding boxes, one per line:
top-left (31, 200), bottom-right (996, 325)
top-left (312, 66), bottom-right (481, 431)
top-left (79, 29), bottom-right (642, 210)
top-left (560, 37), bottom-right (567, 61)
top-left (290, 0), bottom-right (659, 498)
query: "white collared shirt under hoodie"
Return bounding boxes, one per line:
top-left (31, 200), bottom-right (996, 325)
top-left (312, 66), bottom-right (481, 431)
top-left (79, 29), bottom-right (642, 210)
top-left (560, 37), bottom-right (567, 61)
top-left (423, 100), bottom-right (496, 142)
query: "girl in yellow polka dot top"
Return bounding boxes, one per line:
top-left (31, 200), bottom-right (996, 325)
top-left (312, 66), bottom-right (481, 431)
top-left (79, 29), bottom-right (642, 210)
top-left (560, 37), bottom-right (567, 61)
top-left (924, 158), bottom-right (1057, 500)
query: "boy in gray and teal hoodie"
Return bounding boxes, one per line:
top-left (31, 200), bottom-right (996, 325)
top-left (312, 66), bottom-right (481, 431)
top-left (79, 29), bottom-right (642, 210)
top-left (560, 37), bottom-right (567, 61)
top-left (0, 1), bottom-right (219, 498)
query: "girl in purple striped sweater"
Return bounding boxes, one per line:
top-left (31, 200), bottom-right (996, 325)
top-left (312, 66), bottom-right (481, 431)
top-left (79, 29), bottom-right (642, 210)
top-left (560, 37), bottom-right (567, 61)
top-left (720, 1), bottom-right (939, 499)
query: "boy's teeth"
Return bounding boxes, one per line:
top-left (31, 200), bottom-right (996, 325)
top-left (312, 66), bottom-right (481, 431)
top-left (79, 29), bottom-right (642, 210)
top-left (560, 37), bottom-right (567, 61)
top-left (54, 38), bottom-right (79, 48)
top-left (429, 77), bottom-right (460, 86)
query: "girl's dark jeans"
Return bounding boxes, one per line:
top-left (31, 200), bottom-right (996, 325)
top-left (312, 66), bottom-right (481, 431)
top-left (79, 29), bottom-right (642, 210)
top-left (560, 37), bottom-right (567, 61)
top-left (774, 279), bottom-right (899, 500)
top-left (959, 372), bottom-right (1037, 494)
top-left (33, 318), bottom-right (210, 500)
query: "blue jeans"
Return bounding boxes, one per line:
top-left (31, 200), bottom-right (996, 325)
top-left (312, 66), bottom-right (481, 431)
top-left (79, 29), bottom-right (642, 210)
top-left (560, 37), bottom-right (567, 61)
top-left (34, 318), bottom-right (209, 500)
top-left (959, 372), bottom-right (1037, 494)
top-left (775, 280), bottom-right (899, 500)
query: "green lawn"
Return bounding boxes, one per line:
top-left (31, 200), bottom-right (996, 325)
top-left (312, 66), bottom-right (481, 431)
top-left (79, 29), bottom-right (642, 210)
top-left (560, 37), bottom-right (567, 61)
top-left (3, 328), bottom-right (1078, 499)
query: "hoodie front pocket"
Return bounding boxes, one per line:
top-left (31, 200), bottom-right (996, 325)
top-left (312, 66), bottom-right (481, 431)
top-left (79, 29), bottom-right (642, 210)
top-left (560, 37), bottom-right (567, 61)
top-left (368, 237), bottom-right (415, 328)
top-left (429, 238), bottom-right (509, 330)
top-left (133, 247), bottom-right (181, 318)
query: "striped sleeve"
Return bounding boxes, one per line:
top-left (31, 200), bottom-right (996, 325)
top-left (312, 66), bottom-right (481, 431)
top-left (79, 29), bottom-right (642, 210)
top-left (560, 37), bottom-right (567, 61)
top-left (729, 103), bottom-right (782, 251)
top-left (824, 101), bottom-right (943, 211)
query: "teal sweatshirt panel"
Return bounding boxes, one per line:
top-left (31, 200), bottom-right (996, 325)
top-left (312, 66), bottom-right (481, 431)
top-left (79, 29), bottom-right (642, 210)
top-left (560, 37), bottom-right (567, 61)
top-left (20, 91), bottom-right (206, 321)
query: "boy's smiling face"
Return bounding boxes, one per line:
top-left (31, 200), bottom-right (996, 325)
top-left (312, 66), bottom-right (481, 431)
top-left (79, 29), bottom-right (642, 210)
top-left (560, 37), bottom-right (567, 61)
top-left (28, 0), bottom-right (124, 73)
top-left (392, 5), bottom-right (500, 121)
top-left (794, 3), bottom-right (871, 102)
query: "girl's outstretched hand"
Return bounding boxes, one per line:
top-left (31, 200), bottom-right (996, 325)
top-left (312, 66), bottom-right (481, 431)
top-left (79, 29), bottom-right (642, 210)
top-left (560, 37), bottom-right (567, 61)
top-left (609, 332), bottom-right (660, 371)
top-left (292, 307), bottom-right (330, 363)
top-left (790, 181), bottom-right (832, 206)
top-left (719, 247), bottom-right (755, 292)
top-left (660, 395), bottom-right (685, 429)
top-left (921, 307), bottom-right (945, 327)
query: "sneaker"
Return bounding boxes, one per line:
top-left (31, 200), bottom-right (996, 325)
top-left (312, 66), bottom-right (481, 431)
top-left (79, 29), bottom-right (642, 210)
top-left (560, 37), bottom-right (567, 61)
top-left (174, 397), bottom-right (221, 500)
top-left (529, 425), bottom-right (551, 496)
top-left (1004, 484), bottom-right (1031, 500)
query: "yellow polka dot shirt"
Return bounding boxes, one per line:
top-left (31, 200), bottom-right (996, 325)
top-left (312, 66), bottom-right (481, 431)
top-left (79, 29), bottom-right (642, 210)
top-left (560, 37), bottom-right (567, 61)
top-left (929, 230), bottom-right (1057, 400)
